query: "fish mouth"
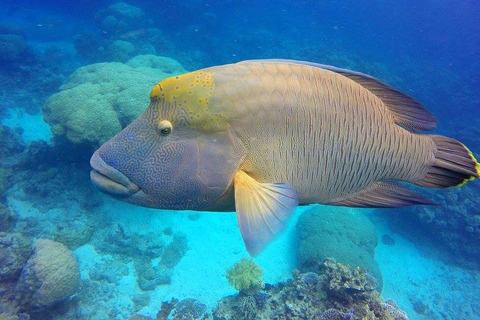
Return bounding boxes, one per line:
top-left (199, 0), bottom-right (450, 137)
top-left (90, 151), bottom-right (139, 197)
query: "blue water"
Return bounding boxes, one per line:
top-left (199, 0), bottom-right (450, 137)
top-left (1, 1), bottom-right (479, 319)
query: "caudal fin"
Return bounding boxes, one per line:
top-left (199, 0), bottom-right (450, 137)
top-left (415, 135), bottom-right (480, 188)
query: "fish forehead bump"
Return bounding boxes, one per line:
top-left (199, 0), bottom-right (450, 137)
top-left (149, 70), bottom-right (227, 131)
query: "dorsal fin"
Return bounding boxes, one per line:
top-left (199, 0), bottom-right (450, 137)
top-left (243, 59), bottom-right (437, 132)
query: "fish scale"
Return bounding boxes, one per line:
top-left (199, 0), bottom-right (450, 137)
top-left (210, 62), bottom-right (426, 202)
top-left (91, 59), bottom-right (480, 256)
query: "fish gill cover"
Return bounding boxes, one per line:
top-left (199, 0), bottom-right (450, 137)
top-left (0, 0), bottom-right (479, 319)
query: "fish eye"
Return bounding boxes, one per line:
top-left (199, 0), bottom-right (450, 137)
top-left (158, 120), bottom-right (173, 135)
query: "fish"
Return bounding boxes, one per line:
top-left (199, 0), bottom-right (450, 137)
top-left (90, 59), bottom-right (480, 256)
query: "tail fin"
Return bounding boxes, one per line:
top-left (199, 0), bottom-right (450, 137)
top-left (415, 135), bottom-right (480, 188)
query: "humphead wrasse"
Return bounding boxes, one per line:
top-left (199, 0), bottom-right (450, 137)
top-left (90, 60), bottom-right (480, 256)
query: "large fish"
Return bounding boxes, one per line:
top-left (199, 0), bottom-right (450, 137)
top-left (90, 60), bottom-right (480, 256)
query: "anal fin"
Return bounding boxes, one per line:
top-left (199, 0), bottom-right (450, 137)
top-left (327, 181), bottom-right (435, 208)
top-left (234, 170), bottom-right (299, 256)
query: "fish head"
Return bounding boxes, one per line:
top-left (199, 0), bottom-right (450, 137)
top-left (90, 70), bottom-right (246, 210)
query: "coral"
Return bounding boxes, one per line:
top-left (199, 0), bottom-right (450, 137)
top-left (321, 258), bottom-right (378, 305)
top-left (382, 299), bottom-right (408, 320)
top-left (213, 260), bottom-right (408, 320)
top-left (172, 298), bottom-right (207, 320)
top-left (95, 2), bottom-right (146, 37)
top-left (89, 259), bottom-right (129, 284)
top-left (385, 181), bottom-right (480, 269)
top-left (296, 205), bottom-right (383, 290)
top-left (131, 293), bottom-right (150, 310)
top-left (226, 257), bottom-right (264, 293)
top-left (156, 298), bottom-right (178, 320)
top-left (53, 219), bottom-right (94, 249)
top-left (135, 258), bottom-right (171, 290)
top-left (0, 126), bottom-right (25, 158)
top-left (96, 222), bottom-right (165, 258)
top-left (108, 40), bottom-right (135, 62)
top-left (14, 239), bottom-right (80, 310)
top-left (319, 308), bottom-right (344, 320)
top-left (42, 55), bottom-right (186, 146)
top-left (0, 168), bottom-right (14, 198)
top-left (159, 233), bottom-right (188, 269)
top-left (0, 233), bottom-right (31, 281)
top-left (72, 2), bottom-right (173, 63)
top-left (109, 40), bottom-right (136, 62)
top-left (0, 204), bottom-right (17, 232)
top-left (14, 162), bottom-right (100, 214)
top-left (0, 34), bottom-right (32, 66)
top-left (128, 315), bottom-right (152, 320)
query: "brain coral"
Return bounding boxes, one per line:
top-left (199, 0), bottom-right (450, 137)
top-left (296, 205), bottom-right (383, 290)
top-left (42, 55), bottom-right (186, 146)
top-left (15, 239), bottom-right (80, 309)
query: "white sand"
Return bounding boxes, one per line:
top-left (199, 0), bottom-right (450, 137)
top-left (8, 187), bottom-right (480, 319)
top-left (1, 109), bottom-right (52, 144)
top-left (71, 200), bottom-right (479, 319)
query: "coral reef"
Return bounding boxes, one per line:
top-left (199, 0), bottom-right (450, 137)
top-left (226, 257), bottom-right (264, 293)
top-left (42, 55), bottom-right (186, 146)
top-left (74, 2), bottom-right (172, 63)
top-left (155, 298), bottom-right (207, 320)
top-left (95, 222), bottom-right (165, 258)
top-left (89, 259), bottom-right (129, 284)
top-left (384, 182), bottom-right (480, 269)
top-left (212, 259), bottom-right (406, 319)
top-left (0, 233), bottom-right (31, 281)
top-left (296, 205), bottom-right (383, 290)
top-left (0, 203), bottom-right (17, 232)
top-left (159, 233), bottom-right (189, 269)
top-left (135, 259), bottom-right (171, 290)
top-left (14, 239), bottom-right (80, 310)
top-left (321, 258), bottom-right (378, 307)
top-left (91, 222), bottom-right (188, 291)
top-left (0, 126), bottom-right (25, 158)
top-left (0, 31), bottom-right (33, 67)
top-left (95, 2), bottom-right (146, 38)
top-left (172, 298), bottom-right (207, 319)
top-left (53, 218), bottom-right (94, 250)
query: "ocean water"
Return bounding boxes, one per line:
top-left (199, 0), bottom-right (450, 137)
top-left (1, 1), bottom-right (479, 319)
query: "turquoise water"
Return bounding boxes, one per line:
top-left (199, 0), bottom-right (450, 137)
top-left (1, 1), bottom-right (479, 319)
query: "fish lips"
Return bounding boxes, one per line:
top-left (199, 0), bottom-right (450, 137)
top-left (90, 151), bottom-right (139, 198)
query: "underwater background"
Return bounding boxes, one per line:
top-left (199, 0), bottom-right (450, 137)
top-left (1, 0), bottom-right (479, 319)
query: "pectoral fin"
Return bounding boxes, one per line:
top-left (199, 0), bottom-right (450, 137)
top-left (233, 170), bottom-right (299, 256)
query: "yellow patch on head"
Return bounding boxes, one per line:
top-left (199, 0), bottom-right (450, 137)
top-left (149, 71), bottom-right (226, 131)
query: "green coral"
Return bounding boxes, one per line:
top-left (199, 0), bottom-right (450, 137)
top-left (42, 55), bottom-right (186, 146)
top-left (226, 257), bottom-right (264, 292)
top-left (296, 205), bottom-right (383, 290)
